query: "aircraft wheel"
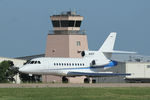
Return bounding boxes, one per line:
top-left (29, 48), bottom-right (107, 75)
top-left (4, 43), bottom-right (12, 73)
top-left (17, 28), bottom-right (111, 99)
top-left (84, 78), bottom-right (90, 83)
top-left (62, 76), bottom-right (68, 83)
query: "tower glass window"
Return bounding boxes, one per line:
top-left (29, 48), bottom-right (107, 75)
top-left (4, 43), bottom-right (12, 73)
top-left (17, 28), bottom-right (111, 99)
top-left (61, 20), bottom-right (75, 27)
top-left (75, 21), bottom-right (81, 27)
top-left (61, 20), bottom-right (68, 27)
top-left (68, 21), bottom-right (75, 27)
top-left (52, 20), bottom-right (60, 27)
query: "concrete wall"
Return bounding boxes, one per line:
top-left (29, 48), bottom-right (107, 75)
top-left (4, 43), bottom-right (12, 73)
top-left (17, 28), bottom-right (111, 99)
top-left (69, 35), bottom-right (88, 58)
top-left (45, 34), bottom-right (88, 58)
top-left (45, 35), bottom-right (70, 57)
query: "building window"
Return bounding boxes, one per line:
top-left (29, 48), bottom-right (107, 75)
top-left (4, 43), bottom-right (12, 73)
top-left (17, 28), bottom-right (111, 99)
top-left (76, 41), bottom-right (81, 46)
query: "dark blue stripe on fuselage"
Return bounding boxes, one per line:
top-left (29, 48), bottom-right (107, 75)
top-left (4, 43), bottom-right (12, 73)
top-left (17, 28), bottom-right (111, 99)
top-left (49, 61), bottom-right (118, 70)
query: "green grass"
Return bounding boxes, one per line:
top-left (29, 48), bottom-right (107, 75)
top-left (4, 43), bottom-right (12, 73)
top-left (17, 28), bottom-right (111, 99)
top-left (0, 87), bottom-right (150, 100)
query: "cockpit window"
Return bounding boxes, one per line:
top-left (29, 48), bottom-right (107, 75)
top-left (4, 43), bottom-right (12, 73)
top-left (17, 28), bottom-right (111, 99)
top-left (34, 61), bottom-right (37, 64)
top-left (25, 60), bottom-right (41, 64)
top-left (30, 61), bottom-right (34, 64)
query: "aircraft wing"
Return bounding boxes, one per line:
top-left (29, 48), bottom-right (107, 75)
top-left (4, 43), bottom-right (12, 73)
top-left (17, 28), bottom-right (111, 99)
top-left (67, 72), bottom-right (131, 77)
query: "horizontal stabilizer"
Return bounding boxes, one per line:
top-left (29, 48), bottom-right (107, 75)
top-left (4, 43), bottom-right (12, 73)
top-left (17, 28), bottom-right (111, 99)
top-left (68, 72), bottom-right (131, 77)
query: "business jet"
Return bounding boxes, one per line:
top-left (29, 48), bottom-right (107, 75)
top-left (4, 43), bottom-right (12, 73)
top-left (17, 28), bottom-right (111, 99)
top-left (19, 32), bottom-right (135, 83)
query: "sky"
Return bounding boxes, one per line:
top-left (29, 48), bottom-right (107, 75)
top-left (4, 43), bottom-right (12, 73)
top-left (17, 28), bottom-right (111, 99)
top-left (0, 0), bottom-right (150, 57)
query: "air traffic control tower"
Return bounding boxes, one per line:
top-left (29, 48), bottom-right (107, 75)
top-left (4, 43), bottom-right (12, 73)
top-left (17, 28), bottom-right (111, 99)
top-left (45, 11), bottom-right (88, 58)
top-left (43, 11), bottom-right (88, 83)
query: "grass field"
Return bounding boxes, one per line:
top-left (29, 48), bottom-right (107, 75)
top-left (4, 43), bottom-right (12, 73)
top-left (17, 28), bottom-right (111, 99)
top-left (0, 87), bottom-right (150, 100)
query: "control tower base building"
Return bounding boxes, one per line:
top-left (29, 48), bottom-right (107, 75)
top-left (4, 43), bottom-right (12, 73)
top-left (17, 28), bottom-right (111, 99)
top-left (43, 11), bottom-right (88, 83)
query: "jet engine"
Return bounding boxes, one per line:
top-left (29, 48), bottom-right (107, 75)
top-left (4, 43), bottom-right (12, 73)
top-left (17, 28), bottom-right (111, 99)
top-left (91, 60), bottom-right (118, 67)
top-left (90, 60), bottom-right (109, 66)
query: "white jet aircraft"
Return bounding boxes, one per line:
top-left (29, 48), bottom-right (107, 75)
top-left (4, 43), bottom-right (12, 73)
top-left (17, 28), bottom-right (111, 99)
top-left (19, 32), bottom-right (135, 82)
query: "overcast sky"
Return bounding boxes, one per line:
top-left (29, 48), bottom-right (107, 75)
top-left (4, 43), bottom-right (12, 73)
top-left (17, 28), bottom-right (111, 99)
top-left (0, 0), bottom-right (150, 57)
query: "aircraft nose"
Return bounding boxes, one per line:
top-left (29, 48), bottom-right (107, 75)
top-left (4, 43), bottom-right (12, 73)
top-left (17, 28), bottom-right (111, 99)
top-left (19, 67), bottom-right (25, 73)
top-left (19, 67), bottom-right (29, 73)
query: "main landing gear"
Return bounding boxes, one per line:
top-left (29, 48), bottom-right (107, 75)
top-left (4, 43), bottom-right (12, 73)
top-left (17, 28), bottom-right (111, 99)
top-left (62, 76), bottom-right (68, 83)
top-left (84, 77), bottom-right (90, 83)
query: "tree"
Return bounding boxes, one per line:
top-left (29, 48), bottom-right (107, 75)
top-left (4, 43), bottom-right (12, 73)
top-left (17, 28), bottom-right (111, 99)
top-left (0, 60), bottom-right (18, 83)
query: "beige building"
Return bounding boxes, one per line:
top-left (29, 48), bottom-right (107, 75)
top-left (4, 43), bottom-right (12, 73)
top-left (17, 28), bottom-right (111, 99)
top-left (43, 11), bottom-right (88, 83)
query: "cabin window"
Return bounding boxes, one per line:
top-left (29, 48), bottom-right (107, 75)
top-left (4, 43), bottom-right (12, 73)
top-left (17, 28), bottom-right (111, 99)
top-left (64, 63), bottom-right (66, 66)
top-left (75, 63), bottom-right (77, 66)
top-left (83, 63), bottom-right (84, 66)
top-left (78, 63), bottom-right (80, 66)
top-left (72, 63), bottom-right (74, 66)
top-left (62, 63), bottom-right (63, 66)
top-left (38, 61), bottom-right (41, 64)
top-left (59, 63), bottom-right (61, 66)
top-left (54, 63), bottom-right (55, 66)
top-left (67, 63), bottom-right (69, 66)
top-left (69, 63), bottom-right (71, 66)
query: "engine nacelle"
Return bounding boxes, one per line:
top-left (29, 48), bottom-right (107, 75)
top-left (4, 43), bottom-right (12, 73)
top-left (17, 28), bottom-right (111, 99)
top-left (91, 59), bottom-right (109, 66)
top-left (81, 50), bottom-right (96, 57)
top-left (91, 60), bottom-right (118, 67)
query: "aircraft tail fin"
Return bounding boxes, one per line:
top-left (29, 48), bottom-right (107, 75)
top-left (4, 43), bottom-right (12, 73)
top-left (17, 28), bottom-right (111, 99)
top-left (99, 32), bottom-right (117, 52)
top-left (99, 32), bottom-right (136, 59)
